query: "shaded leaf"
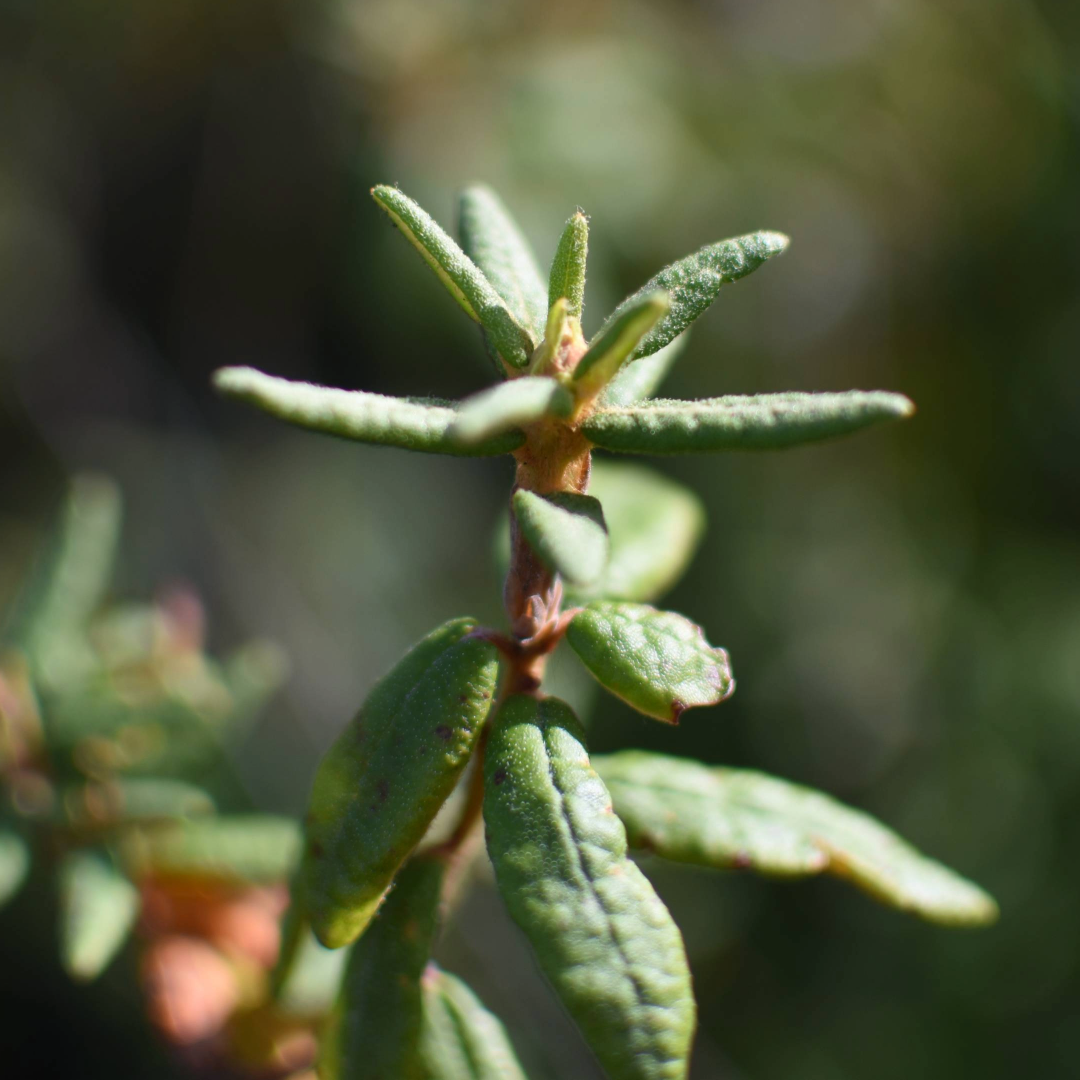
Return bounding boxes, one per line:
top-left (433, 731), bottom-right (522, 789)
top-left (582, 392), bottom-right (915, 454)
top-left (372, 185), bottom-right (534, 368)
top-left (572, 293), bottom-right (669, 400)
top-left (304, 618), bottom-right (499, 948)
top-left (0, 830), bottom-right (29, 910)
top-left (596, 231), bottom-right (788, 360)
top-left (548, 211), bottom-right (588, 321)
top-left (511, 490), bottom-right (608, 588)
top-left (64, 778), bottom-right (216, 829)
top-left (276, 923), bottom-right (349, 1019)
top-left (420, 965), bottom-right (528, 1080)
top-left (484, 695), bottom-right (694, 1080)
top-left (593, 752), bottom-right (999, 928)
top-left (459, 186), bottom-right (548, 342)
top-left (214, 368), bottom-right (523, 457)
top-left (452, 377), bottom-right (573, 445)
top-left (322, 857), bottom-right (444, 1080)
top-left (565, 602), bottom-right (732, 723)
top-left (59, 851), bottom-right (139, 980)
top-left (599, 333), bottom-right (689, 408)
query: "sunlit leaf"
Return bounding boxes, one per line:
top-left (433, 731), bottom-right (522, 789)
top-left (599, 333), bottom-right (689, 408)
top-left (214, 368), bottom-right (523, 456)
top-left (572, 293), bottom-right (669, 400)
top-left (594, 752), bottom-right (999, 928)
top-left (484, 695), bottom-right (694, 1080)
top-left (0, 830), bottom-right (29, 911)
top-left (511, 490), bottom-right (608, 588)
top-left (582, 392), bottom-right (915, 454)
top-left (548, 211), bottom-right (588, 321)
top-left (452, 377), bottom-right (573, 445)
top-left (59, 851), bottom-right (139, 981)
top-left (565, 602), bottom-right (732, 723)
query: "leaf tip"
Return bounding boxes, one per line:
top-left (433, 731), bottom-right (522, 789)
top-left (212, 365), bottom-right (258, 396)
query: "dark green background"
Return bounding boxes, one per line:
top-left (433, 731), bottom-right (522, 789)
top-left (2, 0), bottom-right (1079, 1076)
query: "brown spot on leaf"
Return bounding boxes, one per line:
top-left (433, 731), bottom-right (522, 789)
top-left (309, 841), bottom-right (324, 859)
top-left (434, 725), bottom-right (452, 741)
top-left (731, 851), bottom-right (753, 870)
top-left (376, 779), bottom-right (390, 803)
top-left (670, 700), bottom-right (686, 724)
top-left (492, 767), bottom-right (507, 786)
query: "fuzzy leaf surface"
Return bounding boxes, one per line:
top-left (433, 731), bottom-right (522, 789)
top-left (582, 392), bottom-right (915, 454)
top-left (599, 334), bottom-right (689, 408)
top-left (452, 377), bottom-right (573, 445)
top-left (214, 368), bottom-right (523, 456)
top-left (324, 857), bottom-right (444, 1080)
top-left (512, 490), bottom-right (608, 588)
top-left (573, 294), bottom-right (669, 400)
top-left (59, 851), bottom-right (139, 980)
top-left (459, 186), bottom-right (548, 342)
top-left (548, 212), bottom-right (588, 320)
top-left (597, 231), bottom-right (788, 360)
top-left (372, 185), bottom-right (534, 368)
top-left (594, 752), bottom-right (999, 927)
top-left (0, 830), bottom-right (29, 910)
top-left (304, 618), bottom-right (499, 948)
top-left (420, 965), bottom-right (528, 1080)
top-left (565, 602), bottom-right (732, 723)
top-left (484, 695), bottom-right (694, 1080)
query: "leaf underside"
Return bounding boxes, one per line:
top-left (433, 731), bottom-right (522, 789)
top-left (593, 751), bottom-right (999, 927)
top-left (512, 490), bottom-right (609, 587)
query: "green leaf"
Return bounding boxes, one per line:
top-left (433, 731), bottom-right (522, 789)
top-left (0, 830), bottom-right (29, 910)
top-left (64, 779), bottom-right (216, 829)
top-left (548, 211), bottom-right (588, 321)
top-left (599, 333), bottom-right (689, 408)
top-left (372, 185), bottom-right (534, 369)
top-left (511, 490), bottom-right (608, 588)
top-left (572, 294), bottom-right (669, 400)
top-left (304, 618), bottom-right (500, 949)
top-left (597, 230), bottom-right (788, 360)
top-left (582, 392), bottom-right (915, 454)
top-left (420, 965), bottom-right (529, 1080)
top-left (484, 695), bottom-right (694, 1080)
top-left (276, 923), bottom-right (349, 1018)
top-left (565, 602), bottom-right (732, 723)
top-left (324, 857), bottom-right (444, 1080)
top-left (593, 752), bottom-right (999, 928)
top-left (124, 814), bottom-right (301, 884)
top-left (59, 851), bottom-right (139, 981)
top-left (459, 186), bottom-right (548, 342)
top-left (452, 377), bottom-right (573, 445)
top-left (571, 462), bottom-right (704, 603)
top-left (213, 367), bottom-right (524, 456)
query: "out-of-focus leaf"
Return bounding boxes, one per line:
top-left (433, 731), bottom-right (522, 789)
top-left (124, 815), bottom-right (301, 884)
top-left (420, 965), bottom-right (528, 1080)
top-left (594, 752), bottom-right (999, 928)
top-left (64, 778), bottom-right (216, 829)
top-left (599, 333), bottom-right (689, 408)
top-left (565, 602), bottom-right (732, 723)
top-left (304, 618), bottom-right (499, 949)
top-left (582, 392), bottom-right (915, 454)
top-left (322, 857), bottom-right (444, 1080)
top-left (548, 211), bottom-right (588, 321)
top-left (573, 294), bottom-right (668, 400)
top-left (459, 186), bottom-right (548, 342)
top-left (484, 695), bottom-right (694, 1080)
top-left (0, 830), bottom-right (30, 910)
top-left (276, 923), bottom-right (349, 1018)
top-left (214, 368), bottom-right (523, 456)
top-left (372, 185), bottom-right (534, 368)
top-left (452, 377), bottom-right (573, 445)
top-left (511, 491), bottom-right (608, 588)
top-left (59, 851), bottom-right (139, 980)
top-left (596, 231), bottom-right (788, 360)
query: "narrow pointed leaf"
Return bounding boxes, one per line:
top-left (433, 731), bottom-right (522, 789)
top-left (594, 752), bottom-right (999, 928)
top-left (124, 815), bottom-right (301, 884)
top-left (304, 618), bottom-right (499, 948)
top-left (323, 857), bottom-right (444, 1080)
top-left (59, 851), bottom-right (139, 980)
top-left (484, 695), bottom-right (694, 1080)
top-left (599, 333), bottom-right (689, 408)
top-left (566, 602), bottom-right (732, 723)
top-left (572, 293), bottom-right (669, 400)
top-left (459, 186), bottom-right (548, 342)
top-left (572, 463), bottom-right (704, 603)
top-left (582, 392), bottom-right (915, 454)
top-left (597, 230), bottom-right (788, 360)
top-left (214, 367), bottom-right (523, 456)
top-left (0, 830), bottom-right (29, 910)
top-left (372, 185), bottom-right (534, 368)
top-left (452, 377), bottom-right (573, 445)
top-left (511, 490), bottom-right (608, 588)
top-left (548, 212), bottom-right (588, 321)
top-left (420, 965), bottom-right (529, 1080)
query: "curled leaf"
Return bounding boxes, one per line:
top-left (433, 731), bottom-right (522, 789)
top-left (511, 490), bottom-right (608, 588)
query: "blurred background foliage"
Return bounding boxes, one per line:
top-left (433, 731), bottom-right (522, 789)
top-left (1, 0), bottom-right (1079, 1076)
